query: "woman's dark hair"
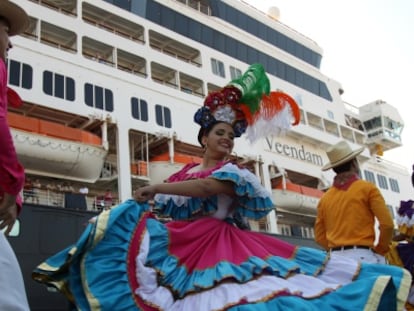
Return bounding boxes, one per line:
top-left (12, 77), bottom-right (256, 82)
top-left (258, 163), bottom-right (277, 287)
top-left (197, 121), bottom-right (220, 147)
top-left (0, 17), bottom-right (10, 28)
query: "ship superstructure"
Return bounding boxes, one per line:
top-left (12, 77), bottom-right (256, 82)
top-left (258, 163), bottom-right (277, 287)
top-left (8, 0), bottom-right (411, 239)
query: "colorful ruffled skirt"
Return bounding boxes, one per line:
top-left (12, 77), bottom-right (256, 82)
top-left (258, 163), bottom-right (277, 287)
top-left (33, 200), bottom-right (411, 310)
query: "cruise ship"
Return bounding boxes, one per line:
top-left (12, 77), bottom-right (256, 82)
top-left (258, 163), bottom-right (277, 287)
top-left (5, 0), bottom-right (413, 309)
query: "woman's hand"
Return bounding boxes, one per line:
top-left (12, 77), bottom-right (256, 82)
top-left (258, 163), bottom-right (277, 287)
top-left (0, 193), bottom-right (18, 235)
top-left (134, 185), bottom-right (156, 202)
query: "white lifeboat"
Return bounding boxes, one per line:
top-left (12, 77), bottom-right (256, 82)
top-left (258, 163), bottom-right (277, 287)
top-left (272, 181), bottom-right (324, 216)
top-left (9, 112), bottom-right (107, 183)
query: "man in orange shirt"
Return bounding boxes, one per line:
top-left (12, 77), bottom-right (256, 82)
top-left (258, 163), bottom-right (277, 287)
top-left (314, 140), bottom-right (394, 263)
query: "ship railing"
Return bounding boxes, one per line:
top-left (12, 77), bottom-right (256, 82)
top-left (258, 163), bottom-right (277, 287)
top-left (22, 188), bottom-right (120, 211)
top-left (82, 16), bottom-right (145, 44)
top-left (83, 51), bottom-right (115, 67)
top-left (180, 87), bottom-right (205, 98)
top-left (41, 37), bottom-right (77, 54)
top-left (174, 0), bottom-right (212, 16)
top-left (152, 77), bottom-right (179, 89)
top-left (117, 64), bottom-right (148, 78)
top-left (150, 44), bottom-right (202, 67)
top-left (29, 0), bottom-right (77, 17)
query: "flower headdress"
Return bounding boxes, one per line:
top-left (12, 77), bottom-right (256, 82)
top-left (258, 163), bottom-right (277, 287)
top-left (194, 64), bottom-right (300, 144)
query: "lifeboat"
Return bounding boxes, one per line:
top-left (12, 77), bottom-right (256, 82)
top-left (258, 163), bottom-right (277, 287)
top-left (8, 112), bottom-right (107, 183)
top-left (148, 152), bottom-right (202, 184)
top-left (272, 181), bottom-right (324, 216)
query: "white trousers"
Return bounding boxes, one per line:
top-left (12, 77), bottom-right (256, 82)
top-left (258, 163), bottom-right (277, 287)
top-left (330, 247), bottom-right (385, 264)
top-left (0, 232), bottom-right (30, 311)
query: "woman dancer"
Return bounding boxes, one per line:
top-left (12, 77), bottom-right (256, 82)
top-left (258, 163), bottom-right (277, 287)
top-left (33, 64), bottom-right (410, 310)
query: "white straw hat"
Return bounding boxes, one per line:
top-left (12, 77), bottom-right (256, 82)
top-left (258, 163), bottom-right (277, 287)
top-left (0, 1), bottom-right (29, 36)
top-left (322, 140), bottom-right (365, 171)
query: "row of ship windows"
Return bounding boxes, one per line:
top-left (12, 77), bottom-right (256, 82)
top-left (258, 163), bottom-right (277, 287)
top-left (108, 0), bottom-right (323, 68)
top-left (363, 169), bottom-right (400, 192)
top-left (145, 0), bottom-right (332, 101)
top-left (8, 60), bottom-right (173, 129)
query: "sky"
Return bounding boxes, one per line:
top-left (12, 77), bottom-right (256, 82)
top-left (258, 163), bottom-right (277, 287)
top-left (242, 0), bottom-right (414, 172)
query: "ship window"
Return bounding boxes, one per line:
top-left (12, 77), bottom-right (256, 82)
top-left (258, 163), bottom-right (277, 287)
top-left (363, 117), bottom-right (382, 130)
top-left (105, 90), bottom-right (114, 112)
top-left (188, 20), bottom-right (201, 41)
top-left (230, 66), bottom-right (242, 80)
top-left (163, 7), bottom-right (175, 29)
top-left (211, 59), bottom-right (225, 78)
top-left (155, 105), bottom-right (172, 128)
top-left (286, 66), bottom-right (295, 83)
top-left (319, 82), bottom-right (332, 101)
top-left (389, 178), bottom-right (400, 193)
top-left (203, 26), bottom-right (214, 46)
top-left (377, 174), bottom-right (389, 190)
top-left (384, 116), bottom-right (403, 134)
top-left (247, 48), bottom-right (258, 64)
top-left (112, 0), bottom-right (131, 10)
top-left (7, 60), bottom-right (33, 89)
top-left (363, 170), bottom-right (376, 184)
top-left (84, 83), bottom-right (114, 112)
top-left (176, 14), bottom-right (188, 35)
top-left (279, 224), bottom-right (291, 236)
top-left (290, 225), bottom-right (302, 237)
top-left (215, 33), bottom-right (225, 53)
top-left (42, 71), bottom-right (75, 101)
top-left (323, 119), bottom-right (339, 137)
top-left (55, 74), bottom-right (64, 99)
top-left (234, 40), bottom-right (246, 60)
top-left (304, 75), bottom-right (318, 95)
top-left (66, 78), bottom-right (75, 101)
top-left (131, 97), bottom-right (149, 122)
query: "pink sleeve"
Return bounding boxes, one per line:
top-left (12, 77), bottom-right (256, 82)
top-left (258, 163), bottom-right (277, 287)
top-left (0, 116), bottom-right (25, 195)
top-left (0, 62), bottom-right (25, 196)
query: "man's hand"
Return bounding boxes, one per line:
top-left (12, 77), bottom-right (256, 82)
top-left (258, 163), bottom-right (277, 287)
top-left (0, 193), bottom-right (18, 235)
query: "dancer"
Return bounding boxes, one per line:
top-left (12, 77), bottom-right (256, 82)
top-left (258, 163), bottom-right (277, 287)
top-left (387, 165), bottom-right (414, 310)
top-left (315, 140), bottom-right (394, 264)
top-left (33, 64), bottom-right (410, 310)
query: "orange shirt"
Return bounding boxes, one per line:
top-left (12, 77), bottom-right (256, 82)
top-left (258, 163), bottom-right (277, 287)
top-left (314, 179), bottom-right (394, 255)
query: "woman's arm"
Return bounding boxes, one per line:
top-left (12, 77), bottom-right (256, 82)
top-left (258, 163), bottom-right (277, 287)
top-left (134, 178), bottom-right (235, 202)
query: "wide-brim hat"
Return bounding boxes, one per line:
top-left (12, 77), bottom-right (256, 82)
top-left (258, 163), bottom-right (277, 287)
top-left (322, 140), bottom-right (365, 171)
top-left (0, 1), bottom-right (29, 36)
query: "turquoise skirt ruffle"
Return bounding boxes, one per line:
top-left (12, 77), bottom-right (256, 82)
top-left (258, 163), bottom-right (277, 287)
top-left (32, 199), bottom-right (411, 310)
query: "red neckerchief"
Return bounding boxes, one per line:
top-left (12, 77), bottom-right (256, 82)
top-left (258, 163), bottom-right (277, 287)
top-left (333, 172), bottom-right (359, 190)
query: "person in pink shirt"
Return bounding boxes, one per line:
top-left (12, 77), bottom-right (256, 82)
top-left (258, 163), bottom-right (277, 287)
top-left (0, 1), bottom-right (30, 310)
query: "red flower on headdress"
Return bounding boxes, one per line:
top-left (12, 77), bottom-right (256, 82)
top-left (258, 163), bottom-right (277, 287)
top-left (222, 86), bottom-right (241, 105)
top-left (204, 91), bottom-right (225, 110)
